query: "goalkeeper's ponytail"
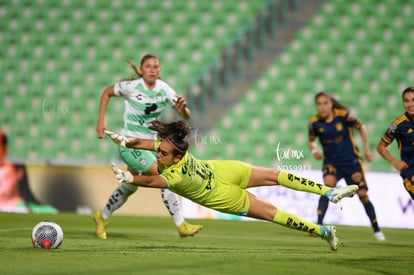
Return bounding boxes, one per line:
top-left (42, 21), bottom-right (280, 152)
top-left (150, 120), bottom-right (191, 156)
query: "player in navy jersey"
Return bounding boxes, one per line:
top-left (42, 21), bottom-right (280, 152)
top-left (308, 92), bottom-right (385, 241)
top-left (377, 87), bottom-right (414, 200)
top-left (93, 54), bottom-right (202, 239)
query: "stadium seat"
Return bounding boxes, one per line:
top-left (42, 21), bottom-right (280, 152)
top-left (194, 0), bottom-right (413, 172)
top-left (2, 0), bottom-right (410, 173)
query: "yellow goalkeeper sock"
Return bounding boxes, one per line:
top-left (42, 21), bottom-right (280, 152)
top-left (272, 209), bottom-right (321, 236)
top-left (277, 170), bottom-right (331, 196)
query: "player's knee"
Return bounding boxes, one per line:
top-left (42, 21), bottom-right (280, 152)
top-left (322, 175), bottom-right (336, 187)
top-left (351, 172), bottom-right (363, 182)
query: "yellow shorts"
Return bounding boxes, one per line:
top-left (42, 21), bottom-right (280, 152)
top-left (204, 160), bottom-right (252, 216)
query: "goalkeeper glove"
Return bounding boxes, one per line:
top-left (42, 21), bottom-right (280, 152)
top-left (104, 130), bottom-right (130, 148)
top-left (111, 163), bottom-right (134, 184)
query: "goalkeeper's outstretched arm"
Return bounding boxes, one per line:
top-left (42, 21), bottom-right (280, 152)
top-left (104, 130), bottom-right (155, 151)
top-left (111, 163), bottom-right (167, 189)
top-left (124, 137), bottom-right (154, 150)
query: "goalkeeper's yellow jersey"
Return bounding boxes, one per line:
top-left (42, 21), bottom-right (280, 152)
top-left (158, 152), bottom-right (253, 216)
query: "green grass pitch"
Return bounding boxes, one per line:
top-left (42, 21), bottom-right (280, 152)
top-left (0, 212), bottom-right (413, 275)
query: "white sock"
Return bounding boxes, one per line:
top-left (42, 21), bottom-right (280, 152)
top-left (161, 189), bottom-right (185, 226)
top-left (101, 183), bottom-right (138, 220)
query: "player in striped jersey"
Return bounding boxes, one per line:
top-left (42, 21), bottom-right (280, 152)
top-left (93, 54), bottom-right (202, 239)
top-left (105, 120), bottom-right (361, 251)
top-left (377, 87), bottom-right (414, 200)
top-left (308, 92), bottom-right (385, 241)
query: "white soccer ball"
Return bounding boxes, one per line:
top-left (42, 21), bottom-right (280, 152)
top-left (31, 221), bottom-right (64, 249)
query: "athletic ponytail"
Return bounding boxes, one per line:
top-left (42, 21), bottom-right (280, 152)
top-left (315, 91), bottom-right (348, 111)
top-left (125, 54), bottom-right (159, 80)
top-left (150, 120), bottom-right (191, 156)
top-left (127, 60), bottom-right (143, 77)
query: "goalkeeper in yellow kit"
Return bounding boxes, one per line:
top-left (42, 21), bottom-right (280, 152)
top-left (105, 120), bottom-right (359, 251)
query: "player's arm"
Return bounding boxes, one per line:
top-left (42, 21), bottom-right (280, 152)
top-left (358, 124), bottom-right (372, 161)
top-left (104, 130), bottom-right (155, 151)
top-left (308, 120), bottom-right (323, 160)
top-left (376, 140), bottom-right (408, 171)
top-left (173, 96), bottom-right (191, 120)
top-left (308, 140), bottom-right (324, 160)
top-left (96, 86), bottom-right (115, 138)
top-left (111, 164), bottom-right (167, 189)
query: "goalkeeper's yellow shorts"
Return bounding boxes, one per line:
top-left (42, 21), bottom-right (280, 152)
top-left (202, 160), bottom-right (252, 216)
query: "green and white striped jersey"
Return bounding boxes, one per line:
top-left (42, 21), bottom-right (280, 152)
top-left (114, 78), bottom-right (178, 139)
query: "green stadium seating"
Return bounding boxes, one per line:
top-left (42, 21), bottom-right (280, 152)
top-left (1, 0), bottom-right (271, 164)
top-left (196, 0), bottom-right (414, 172)
top-left (4, 0), bottom-right (410, 173)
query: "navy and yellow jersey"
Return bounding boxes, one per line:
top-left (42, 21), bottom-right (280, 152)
top-left (308, 108), bottom-right (363, 165)
top-left (381, 112), bottom-right (414, 167)
top-left (156, 140), bottom-right (252, 215)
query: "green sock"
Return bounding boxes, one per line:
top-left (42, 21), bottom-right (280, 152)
top-left (277, 170), bottom-right (331, 196)
top-left (273, 209), bottom-right (321, 236)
